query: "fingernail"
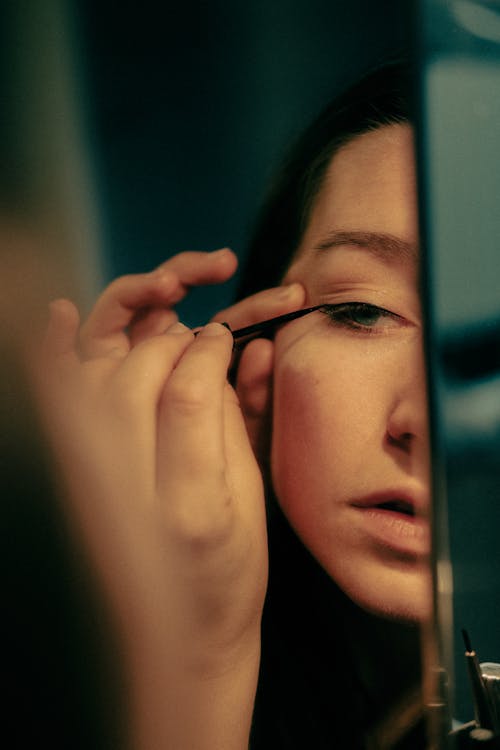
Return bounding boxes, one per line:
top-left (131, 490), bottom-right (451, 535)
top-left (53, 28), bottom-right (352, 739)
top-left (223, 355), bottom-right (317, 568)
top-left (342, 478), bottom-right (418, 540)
top-left (210, 247), bottom-right (231, 257)
top-left (198, 322), bottom-right (228, 337)
top-left (167, 321), bottom-right (190, 334)
top-left (278, 282), bottom-right (302, 298)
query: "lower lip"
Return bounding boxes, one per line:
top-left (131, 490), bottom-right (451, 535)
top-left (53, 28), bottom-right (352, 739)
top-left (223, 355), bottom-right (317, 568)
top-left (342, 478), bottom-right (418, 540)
top-left (351, 505), bottom-right (430, 557)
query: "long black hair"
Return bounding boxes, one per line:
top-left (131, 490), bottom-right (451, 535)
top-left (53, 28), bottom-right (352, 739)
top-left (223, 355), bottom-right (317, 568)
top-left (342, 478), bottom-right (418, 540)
top-left (238, 58), bottom-right (413, 300)
top-left (240, 60), bottom-right (427, 749)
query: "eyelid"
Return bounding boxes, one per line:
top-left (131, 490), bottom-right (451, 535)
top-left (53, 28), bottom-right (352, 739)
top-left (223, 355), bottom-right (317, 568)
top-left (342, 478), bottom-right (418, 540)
top-left (319, 301), bottom-right (408, 333)
top-left (320, 301), bottom-right (396, 315)
top-left (319, 301), bottom-right (399, 317)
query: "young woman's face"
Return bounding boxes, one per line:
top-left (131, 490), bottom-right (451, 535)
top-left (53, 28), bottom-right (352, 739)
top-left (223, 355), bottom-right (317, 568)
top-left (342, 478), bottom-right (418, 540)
top-left (272, 124), bottom-right (431, 621)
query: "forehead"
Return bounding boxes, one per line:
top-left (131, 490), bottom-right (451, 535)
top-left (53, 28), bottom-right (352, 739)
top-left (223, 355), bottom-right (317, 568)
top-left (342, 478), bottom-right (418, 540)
top-left (288, 124), bottom-right (418, 278)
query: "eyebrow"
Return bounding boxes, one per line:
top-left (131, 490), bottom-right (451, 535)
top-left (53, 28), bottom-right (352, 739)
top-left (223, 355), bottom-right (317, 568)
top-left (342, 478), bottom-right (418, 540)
top-left (314, 230), bottom-right (417, 263)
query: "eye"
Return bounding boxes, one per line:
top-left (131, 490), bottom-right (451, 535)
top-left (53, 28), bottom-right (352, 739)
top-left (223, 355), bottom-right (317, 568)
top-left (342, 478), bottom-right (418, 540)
top-left (319, 302), bottom-right (405, 333)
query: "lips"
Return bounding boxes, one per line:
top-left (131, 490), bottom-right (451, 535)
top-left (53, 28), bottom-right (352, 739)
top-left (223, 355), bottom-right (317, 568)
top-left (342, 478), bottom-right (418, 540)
top-left (350, 489), bottom-right (430, 557)
top-left (373, 498), bottom-right (415, 516)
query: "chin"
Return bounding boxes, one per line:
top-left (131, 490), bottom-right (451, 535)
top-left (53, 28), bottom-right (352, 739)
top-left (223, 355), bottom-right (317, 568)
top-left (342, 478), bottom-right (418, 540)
top-left (342, 563), bottom-right (432, 624)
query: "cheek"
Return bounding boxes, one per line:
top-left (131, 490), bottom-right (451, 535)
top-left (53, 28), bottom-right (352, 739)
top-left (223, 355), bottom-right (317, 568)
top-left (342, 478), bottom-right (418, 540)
top-left (271, 349), bottom-right (375, 521)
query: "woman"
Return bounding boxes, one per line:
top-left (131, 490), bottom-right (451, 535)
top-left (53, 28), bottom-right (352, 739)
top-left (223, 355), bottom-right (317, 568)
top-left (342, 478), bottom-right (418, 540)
top-left (39, 60), bottom-right (430, 749)
top-left (240, 59), bottom-right (430, 749)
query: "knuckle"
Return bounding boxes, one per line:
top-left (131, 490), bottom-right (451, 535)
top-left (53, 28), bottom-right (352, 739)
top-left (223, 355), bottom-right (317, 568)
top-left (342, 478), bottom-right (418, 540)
top-left (167, 490), bottom-right (233, 550)
top-left (166, 376), bottom-right (212, 415)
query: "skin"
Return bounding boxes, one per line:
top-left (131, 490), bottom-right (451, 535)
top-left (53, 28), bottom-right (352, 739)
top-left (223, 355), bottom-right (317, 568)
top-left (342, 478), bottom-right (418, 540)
top-left (273, 123), bottom-right (431, 620)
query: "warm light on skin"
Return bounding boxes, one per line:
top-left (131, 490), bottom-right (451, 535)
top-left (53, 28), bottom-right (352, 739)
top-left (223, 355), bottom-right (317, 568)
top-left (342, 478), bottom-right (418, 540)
top-left (271, 124), bottom-right (431, 621)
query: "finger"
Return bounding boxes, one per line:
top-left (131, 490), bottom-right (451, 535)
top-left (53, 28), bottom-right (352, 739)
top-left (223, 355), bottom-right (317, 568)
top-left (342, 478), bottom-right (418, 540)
top-left (110, 322), bottom-right (194, 407)
top-left (81, 249), bottom-right (237, 358)
top-left (129, 307), bottom-right (179, 347)
top-left (43, 298), bottom-right (80, 362)
top-left (157, 323), bottom-right (233, 521)
top-left (125, 249), bottom-right (238, 346)
top-left (155, 247), bottom-right (237, 300)
top-left (80, 270), bottom-right (179, 357)
top-left (103, 323), bottom-right (195, 499)
top-left (212, 282), bottom-right (305, 330)
top-left (235, 339), bottom-right (274, 464)
top-left (35, 299), bottom-right (82, 411)
top-left (222, 382), bottom-right (267, 540)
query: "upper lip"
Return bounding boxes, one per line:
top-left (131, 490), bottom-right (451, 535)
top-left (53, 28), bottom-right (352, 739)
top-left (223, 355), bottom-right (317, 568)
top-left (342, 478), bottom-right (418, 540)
top-left (350, 487), bottom-right (429, 518)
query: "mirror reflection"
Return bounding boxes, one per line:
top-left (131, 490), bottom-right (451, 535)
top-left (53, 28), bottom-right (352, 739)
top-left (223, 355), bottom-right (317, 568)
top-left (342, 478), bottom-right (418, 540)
top-left (26, 66), bottom-right (432, 750)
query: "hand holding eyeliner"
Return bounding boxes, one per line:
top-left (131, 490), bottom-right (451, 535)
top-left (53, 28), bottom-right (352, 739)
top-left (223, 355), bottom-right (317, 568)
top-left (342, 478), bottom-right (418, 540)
top-left (209, 305), bottom-right (326, 350)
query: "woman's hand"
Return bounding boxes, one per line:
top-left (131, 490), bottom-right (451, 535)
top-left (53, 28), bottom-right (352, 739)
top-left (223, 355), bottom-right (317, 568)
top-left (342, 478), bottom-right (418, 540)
top-left (36, 299), bottom-right (269, 750)
top-left (35, 250), bottom-right (305, 748)
top-left (78, 248), bottom-right (306, 466)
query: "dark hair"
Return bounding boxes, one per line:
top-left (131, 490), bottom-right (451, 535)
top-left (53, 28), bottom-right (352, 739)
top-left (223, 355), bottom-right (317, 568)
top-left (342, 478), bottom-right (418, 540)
top-left (244, 60), bottom-right (425, 749)
top-left (238, 59), bottom-right (413, 301)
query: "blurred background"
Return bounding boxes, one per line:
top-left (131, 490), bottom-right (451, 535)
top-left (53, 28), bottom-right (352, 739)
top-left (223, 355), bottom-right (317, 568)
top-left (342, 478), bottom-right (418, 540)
top-left (1, 0), bottom-right (411, 319)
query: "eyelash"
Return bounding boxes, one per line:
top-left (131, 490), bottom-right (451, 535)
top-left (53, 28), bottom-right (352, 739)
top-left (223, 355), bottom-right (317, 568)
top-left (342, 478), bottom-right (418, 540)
top-left (319, 302), bottom-right (403, 333)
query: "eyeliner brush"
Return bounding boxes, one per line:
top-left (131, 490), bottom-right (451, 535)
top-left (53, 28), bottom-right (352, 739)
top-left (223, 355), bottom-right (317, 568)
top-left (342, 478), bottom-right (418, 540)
top-left (462, 629), bottom-right (494, 730)
top-left (193, 305), bottom-right (324, 351)
top-left (229, 305), bottom-right (324, 349)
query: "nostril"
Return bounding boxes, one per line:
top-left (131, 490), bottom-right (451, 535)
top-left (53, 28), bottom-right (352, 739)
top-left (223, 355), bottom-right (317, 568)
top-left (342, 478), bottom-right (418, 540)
top-left (387, 431), bottom-right (413, 452)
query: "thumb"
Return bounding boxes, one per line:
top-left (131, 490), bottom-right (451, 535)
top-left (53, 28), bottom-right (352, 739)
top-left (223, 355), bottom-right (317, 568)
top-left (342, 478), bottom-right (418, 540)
top-left (235, 339), bottom-right (274, 466)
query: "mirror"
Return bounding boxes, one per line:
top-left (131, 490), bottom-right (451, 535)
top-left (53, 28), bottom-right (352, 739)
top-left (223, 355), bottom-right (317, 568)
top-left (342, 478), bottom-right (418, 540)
top-left (416, 1), bottom-right (500, 745)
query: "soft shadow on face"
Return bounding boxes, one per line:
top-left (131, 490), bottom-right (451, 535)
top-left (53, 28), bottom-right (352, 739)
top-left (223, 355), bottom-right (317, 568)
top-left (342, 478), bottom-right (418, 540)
top-left (271, 124), bottom-right (431, 622)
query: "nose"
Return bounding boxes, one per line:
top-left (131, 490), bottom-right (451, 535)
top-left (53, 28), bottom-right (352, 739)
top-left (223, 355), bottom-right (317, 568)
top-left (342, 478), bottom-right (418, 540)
top-left (385, 342), bottom-right (429, 457)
